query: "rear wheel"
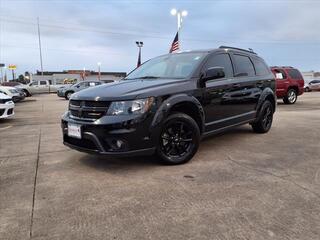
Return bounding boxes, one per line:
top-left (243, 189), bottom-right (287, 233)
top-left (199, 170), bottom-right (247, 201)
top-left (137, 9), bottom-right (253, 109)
top-left (283, 89), bottom-right (297, 104)
top-left (156, 113), bottom-right (200, 165)
top-left (251, 100), bottom-right (274, 133)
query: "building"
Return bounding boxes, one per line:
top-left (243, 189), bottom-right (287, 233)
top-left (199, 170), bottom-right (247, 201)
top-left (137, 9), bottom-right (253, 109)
top-left (30, 70), bottom-right (126, 84)
top-left (301, 71), bottom-right (320, 84)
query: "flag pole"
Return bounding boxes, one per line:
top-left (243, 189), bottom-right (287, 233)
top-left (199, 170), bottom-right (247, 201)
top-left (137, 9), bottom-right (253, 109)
top-left (171, 9), bottom-right (187, 52)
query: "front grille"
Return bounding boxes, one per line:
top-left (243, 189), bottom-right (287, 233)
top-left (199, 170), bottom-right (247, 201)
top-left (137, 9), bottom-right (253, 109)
top-left (64, 136), bottom-right (98, 151)
top-left (0, 109), bottom-right (4, 116)
top-left (69, 100), bottom-right (110, 121)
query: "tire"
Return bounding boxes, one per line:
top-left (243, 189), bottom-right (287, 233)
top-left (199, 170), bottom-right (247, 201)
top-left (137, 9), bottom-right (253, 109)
top-left (65, 91), bottom-right (74, 100)
top-left (156, 113), bottom-right (200, 165)
top-left (251, 100), bottom-right (274, 134)
top-left (283, 88), bottom-right (297, 104)
top-left (305, 87), bottom-right (310, 92)
top-left (22, 89), bottom-right (30, 97)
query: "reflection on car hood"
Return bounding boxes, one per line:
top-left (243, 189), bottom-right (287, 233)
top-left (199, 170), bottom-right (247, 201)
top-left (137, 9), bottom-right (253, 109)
top-left (71, 78), bottom-right (192, 101)
top-left (0, 92), bottom-right (11, 100)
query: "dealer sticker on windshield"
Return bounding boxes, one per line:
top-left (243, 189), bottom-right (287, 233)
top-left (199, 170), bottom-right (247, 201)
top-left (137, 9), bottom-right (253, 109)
top-left (68, 123), bottom-right (82, 139)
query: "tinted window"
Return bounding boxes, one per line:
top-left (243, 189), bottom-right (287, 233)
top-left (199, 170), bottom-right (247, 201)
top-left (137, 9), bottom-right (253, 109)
top-left (40, 81), bottom-right (47, 85)
top-left (310, 80), bottom-right (320, 84)
top-left (30, 81), bottom-right (38, 86)
top-left (203, 53), bottom-right (233, 78)
top-left (288, 69), bottom-right (303, 80)
top-left (233, 54), bottom-right (255, 77)
top-left (252, 58), bottom-right (270, 76)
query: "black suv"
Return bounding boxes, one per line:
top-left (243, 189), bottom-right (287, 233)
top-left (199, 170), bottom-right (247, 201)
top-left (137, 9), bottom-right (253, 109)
top-left (61, 46), bottom-right (276, 165)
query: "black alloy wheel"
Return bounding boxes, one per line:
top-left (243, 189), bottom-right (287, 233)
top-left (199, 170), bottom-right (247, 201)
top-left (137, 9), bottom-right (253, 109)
top-left (157, 113), bottom-right (200, 165)
top-left (251, 100), bottom-right (274, 133)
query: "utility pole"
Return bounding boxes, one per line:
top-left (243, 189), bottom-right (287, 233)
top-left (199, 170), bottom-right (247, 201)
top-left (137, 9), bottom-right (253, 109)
top-left (37, 17), bottom-right (44, 76)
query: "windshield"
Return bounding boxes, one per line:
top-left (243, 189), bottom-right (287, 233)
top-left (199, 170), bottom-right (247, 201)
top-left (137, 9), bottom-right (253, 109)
top-left (125, 53), bottom-right (206, 80)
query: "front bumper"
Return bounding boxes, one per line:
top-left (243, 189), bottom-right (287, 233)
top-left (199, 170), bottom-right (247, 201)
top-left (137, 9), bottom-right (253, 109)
top-left (61, 111), bottom-right (157, 157)
top-left (57, 91), bottom-right (66, 97)
top-left (0, 102), bottom-right (15, 119)
top-left (12, 95), bottom-right (25, 102)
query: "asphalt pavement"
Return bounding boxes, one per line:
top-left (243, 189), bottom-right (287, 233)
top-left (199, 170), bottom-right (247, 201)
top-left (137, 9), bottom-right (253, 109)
top-left (1, 93), bottom-right (320, 240)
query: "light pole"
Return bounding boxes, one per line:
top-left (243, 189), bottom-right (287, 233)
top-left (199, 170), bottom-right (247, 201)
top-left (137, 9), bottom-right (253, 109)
top-left (170, 8), bottom-right (188, 50)
top-left (136, 41), bottom-right (143, 68)
top-left (97, 62), bottom-right (101, 81)
top-left (82, 67), bottom-right (86, 81)
top-left (37, 17), bottom-right (44, 76)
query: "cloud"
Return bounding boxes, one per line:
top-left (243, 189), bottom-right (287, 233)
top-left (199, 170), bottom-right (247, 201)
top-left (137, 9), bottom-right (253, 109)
top-left (1, 0), bottom-right (320, 75)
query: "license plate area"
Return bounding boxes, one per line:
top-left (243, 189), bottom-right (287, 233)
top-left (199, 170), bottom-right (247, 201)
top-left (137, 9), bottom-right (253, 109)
top-left (68, 123), bottom-right (82, 139)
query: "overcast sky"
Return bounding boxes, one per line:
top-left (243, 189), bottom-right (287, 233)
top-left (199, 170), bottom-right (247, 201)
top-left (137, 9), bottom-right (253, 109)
top-left (0, 0), bottom-right (320, 76)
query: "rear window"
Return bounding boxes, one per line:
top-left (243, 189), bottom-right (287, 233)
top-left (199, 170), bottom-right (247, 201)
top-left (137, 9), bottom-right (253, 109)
top-left (233, 54), bottom-right (255, 77)
top-left (272, 69), bottom-right (287, 79)
top-left (252, 58), bottom-right (270, 76)
top-left (287, 69), bottom-right (303, 80)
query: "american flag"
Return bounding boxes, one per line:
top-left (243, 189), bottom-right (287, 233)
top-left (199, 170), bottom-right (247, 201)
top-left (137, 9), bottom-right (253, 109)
top-left (169, 32), bottom-right (179, 53)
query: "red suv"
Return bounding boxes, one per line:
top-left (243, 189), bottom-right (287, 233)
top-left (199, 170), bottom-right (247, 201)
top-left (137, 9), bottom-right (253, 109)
top-left (271, 66), bottom-right (304, 104)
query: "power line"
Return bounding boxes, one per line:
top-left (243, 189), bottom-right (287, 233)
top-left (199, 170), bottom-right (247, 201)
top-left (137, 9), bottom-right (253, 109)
top-left (1, 16), bottom-right (319, 45)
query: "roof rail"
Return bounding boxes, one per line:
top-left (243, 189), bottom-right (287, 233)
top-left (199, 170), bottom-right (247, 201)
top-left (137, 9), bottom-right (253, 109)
top-left (219, 46), bottom-right (257, 54)
top-left (270, 66), bottom-right (293, 68)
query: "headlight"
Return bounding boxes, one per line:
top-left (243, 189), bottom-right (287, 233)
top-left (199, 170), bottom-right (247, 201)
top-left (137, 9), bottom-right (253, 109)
top-left (107, 97), bottom-right (154, 116)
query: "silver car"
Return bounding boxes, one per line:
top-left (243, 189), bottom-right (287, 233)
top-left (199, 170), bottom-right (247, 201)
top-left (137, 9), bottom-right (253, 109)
top-left (305, 80), bottom-right (320, 92)
top-left (57, 80), bottom-right (103, 100)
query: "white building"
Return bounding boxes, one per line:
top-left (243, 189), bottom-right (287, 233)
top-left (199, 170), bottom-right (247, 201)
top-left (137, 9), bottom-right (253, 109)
top-left (30, 70), bottom-right (126, 84)
top-left (301, 71), bottom-right (320, 84)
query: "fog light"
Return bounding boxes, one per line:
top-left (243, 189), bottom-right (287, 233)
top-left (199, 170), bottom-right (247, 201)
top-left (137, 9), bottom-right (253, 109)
top-left (116, 140), bottom-right (123, 148)
top-left (110, 139), bottom-right (125, 150)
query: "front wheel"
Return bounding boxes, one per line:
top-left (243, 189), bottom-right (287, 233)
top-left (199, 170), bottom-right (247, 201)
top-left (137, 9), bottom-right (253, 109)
top-left (156, 113), bottom-right (200, 165)
top-left (65, 91), bottom-right (73, 100)
top-left (251, 100), bottom-right (274, 133)
top-left (22, 89), bottom-right (31, 97)
top-left (283, 89), bottom-right (297, 104)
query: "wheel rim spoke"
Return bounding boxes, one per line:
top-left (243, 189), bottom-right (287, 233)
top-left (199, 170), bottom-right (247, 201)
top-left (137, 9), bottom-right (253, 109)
top-left (160, 120), bottom-right (194, 158)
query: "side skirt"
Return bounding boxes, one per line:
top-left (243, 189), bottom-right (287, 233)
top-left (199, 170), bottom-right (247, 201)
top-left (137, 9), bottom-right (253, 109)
top-left (202, 118), bottom-right (256, 139)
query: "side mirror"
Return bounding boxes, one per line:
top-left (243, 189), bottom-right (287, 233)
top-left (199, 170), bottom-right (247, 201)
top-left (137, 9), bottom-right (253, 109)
top-left (202, 67), bottom-right (225, 82)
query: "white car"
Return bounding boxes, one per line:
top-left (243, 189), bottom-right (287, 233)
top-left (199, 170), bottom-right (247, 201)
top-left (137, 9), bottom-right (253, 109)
top-left (0, 92), bottom-right (15, 119)
top-left (0, 86), bottom-right (24, 102)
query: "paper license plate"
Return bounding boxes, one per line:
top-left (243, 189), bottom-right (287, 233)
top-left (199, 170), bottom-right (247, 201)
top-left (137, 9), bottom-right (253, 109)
top-left (68, 123), bottom-right (82, 139)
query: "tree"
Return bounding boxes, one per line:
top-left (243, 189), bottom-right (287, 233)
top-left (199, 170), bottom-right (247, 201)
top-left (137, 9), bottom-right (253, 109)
top-left (18, 74), bottom-right (25, 83)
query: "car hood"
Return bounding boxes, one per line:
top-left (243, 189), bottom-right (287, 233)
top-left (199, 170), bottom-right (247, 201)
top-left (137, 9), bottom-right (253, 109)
top-left (0, 92), bottom-right (11, 100)
top-left (71, 78), bottom-right (193, 101)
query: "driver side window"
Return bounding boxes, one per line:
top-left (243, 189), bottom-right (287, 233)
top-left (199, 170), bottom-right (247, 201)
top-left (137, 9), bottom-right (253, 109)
top-left (203, 54), bottom-right (233, 79)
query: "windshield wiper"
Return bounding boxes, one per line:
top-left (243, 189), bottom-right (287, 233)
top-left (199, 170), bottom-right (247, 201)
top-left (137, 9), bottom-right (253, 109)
top-left (135, 76), bottom-right (161, 79)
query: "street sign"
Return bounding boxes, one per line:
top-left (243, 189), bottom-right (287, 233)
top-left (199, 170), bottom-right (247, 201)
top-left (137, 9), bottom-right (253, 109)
top-left (8, 64), bottom-right (17, 70)
top-left (0, 63), bottom-right (5, 68)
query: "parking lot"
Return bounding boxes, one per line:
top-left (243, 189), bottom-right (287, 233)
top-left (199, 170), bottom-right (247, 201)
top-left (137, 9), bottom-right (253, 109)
top-left (0, 93), bottom-right (320, 240)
